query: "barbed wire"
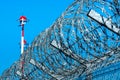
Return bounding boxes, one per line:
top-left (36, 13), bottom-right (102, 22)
top-left (1, 0), bottom-right (120, 80)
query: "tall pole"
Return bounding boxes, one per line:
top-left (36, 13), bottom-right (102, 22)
top-left (19, 16), bottom-right (27, 79)
top-left (20, 16), bottom-right (26, 54)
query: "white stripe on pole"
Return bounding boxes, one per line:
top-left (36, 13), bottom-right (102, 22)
top-left (21, 35), bottom-right (24, 54)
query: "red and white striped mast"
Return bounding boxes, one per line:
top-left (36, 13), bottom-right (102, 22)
top-left (19, 16), bottom-right (27, 78)
top-left (19, 16), bottom-right (27, 54)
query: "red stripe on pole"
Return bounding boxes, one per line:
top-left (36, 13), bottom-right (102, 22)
top-left (22, 31), bottom-right (24, 36)
top-left (24, 40), bottom-right (26, 44)
top-left (21, 61), bottom-right (24, 73)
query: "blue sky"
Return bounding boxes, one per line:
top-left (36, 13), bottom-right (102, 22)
top-left (0, 0), bottom-right (73, 75)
